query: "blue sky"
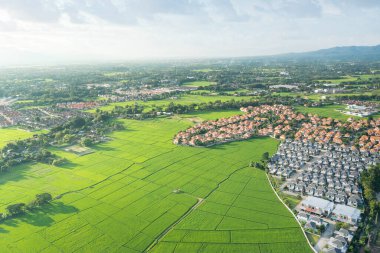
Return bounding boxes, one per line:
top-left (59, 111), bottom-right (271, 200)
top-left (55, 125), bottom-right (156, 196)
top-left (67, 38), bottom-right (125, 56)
top-left (0, 0), bottom-right (379, 65)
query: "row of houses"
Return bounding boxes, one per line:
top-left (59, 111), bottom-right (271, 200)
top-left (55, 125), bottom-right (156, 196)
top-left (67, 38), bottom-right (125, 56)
top-left (269, 140), bottom-right (379, 207)
top-left (300, 196), bottom-right (361, 225)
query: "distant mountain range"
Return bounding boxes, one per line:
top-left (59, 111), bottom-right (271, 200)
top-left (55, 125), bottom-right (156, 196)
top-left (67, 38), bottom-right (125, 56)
top-left (271, 44), bottom-right (380, 61)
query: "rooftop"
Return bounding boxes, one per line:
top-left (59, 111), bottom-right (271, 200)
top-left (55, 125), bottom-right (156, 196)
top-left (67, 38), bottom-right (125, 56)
top-left (302, 196), bottom-right (334, 211)
top-left (333, 204), bottom-right (361, 219)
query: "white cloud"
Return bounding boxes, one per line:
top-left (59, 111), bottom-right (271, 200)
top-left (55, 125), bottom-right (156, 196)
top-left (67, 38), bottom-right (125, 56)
top-left (0, 0), bottom-right (379, 65)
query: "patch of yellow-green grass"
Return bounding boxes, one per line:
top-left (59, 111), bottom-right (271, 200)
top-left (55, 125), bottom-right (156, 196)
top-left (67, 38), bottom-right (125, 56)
top-left (272, 92), bottom-right (323, 101)
top-left (295, 105), bottom-right (354, 121)
top-left (14, 100), bottom-right (34, 104)
top-left (317, 74), bottom-right (380, 84)
top-left (190, 89), bottom-right (213, 95)
top-left (317, 75), bottom-right (359, 84)
top-left (182, 81), bottom-right (216, 87)
top-left (306, 232), bottom-right (320, 246)
top-left (193, 68), bottom-right (214, 73)
top-left (0, 128), bottom-right (46, 148)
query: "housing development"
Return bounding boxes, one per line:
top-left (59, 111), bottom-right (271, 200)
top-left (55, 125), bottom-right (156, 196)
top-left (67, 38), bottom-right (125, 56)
top-left (0, 53), bottom-right (379, 253)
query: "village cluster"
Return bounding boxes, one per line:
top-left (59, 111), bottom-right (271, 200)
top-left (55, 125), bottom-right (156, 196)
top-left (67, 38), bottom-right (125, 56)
top-left (100, 86), bottom-right (195, 102)
top-left (0, 106), bottom-right (89, 130)
top-left (269, 140), bottom-right (379, 207)
top-left (174, 105), bottom-right (380, 153)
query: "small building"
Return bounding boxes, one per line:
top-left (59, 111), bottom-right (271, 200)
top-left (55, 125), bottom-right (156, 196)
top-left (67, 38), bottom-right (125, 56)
top-left (335, 228), bottom-right (353, 242)
top-left (331, 204), bottom-right (361, 225)
top-left (297, 212), bottom-right (309, 223)
top-left (347, 195), bottom-right (362, 208)
top-left (328, 235), bottom-right (348, 253)
top-left (304, 221), bottom-right (317, 232)
top-left (300, 196), bottom-right (334, 216)
top-left (309, 215), bottom-right (323, 227)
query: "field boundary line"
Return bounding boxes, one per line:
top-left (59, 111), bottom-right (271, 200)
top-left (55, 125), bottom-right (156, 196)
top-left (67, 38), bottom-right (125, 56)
top-left (265, 172), bottom-right (317, 253)
top-left (55, 163), bottom-right (136, 199)
top-left (144, 197), bottom-right (204, 252)
top-left (144, 165), bottom-right (248, 252)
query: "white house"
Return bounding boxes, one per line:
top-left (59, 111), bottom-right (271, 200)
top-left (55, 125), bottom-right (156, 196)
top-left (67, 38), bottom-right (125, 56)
top-left (297, 212), bottom-right (309, 223)
top-left (331, 204), bottom-right (361, 225)
top-left (309, 215), bottom-right (323, 226)
top-left (300, 196), bottom-right (334, 216)
top-left (335, 228), bottom-right (353, 242)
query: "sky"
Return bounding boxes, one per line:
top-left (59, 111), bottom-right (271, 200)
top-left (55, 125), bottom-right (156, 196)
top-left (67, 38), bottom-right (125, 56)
top-left (0, 0), bottom-right (379, 66)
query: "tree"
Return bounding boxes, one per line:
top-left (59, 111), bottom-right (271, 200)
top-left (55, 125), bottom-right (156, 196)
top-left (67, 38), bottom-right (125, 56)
top-left (71, 117), bottom-right (86, 128)
top-left (6, 203), bottom-right (26, 216)
top-left (35, 193), bottom-right (52, 205)
top-left (80, 137), bottom-right (93, 147)
top-left (261, 152), bottom-right (270, 162)
top-left (318, 224), bottom-right (326, 234)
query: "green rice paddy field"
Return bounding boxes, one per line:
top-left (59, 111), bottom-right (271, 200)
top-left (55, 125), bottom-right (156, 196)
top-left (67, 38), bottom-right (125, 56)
top-left (89, 94), bottom-right (254, 113)
top-left (0, 110), bottom-right (312, 253)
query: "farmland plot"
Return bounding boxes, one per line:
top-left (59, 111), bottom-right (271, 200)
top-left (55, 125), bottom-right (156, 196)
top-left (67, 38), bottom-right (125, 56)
top-left (0, 112), bottom-right (311, 253)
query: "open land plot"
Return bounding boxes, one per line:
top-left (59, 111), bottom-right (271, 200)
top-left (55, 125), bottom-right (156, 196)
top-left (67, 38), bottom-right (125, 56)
top-left (64, 145), bottom-right (94, 156)
top-left (295, 105), bottom-right (355, 121)
top-left (0, 110), bottom-right (311, 253)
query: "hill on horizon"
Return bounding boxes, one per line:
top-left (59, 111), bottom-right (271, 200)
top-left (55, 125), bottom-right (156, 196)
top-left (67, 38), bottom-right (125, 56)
top-left (270, 44), bottom-right (380, 61)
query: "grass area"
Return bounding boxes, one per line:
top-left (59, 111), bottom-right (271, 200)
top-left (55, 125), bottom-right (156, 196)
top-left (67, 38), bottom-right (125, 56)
top-left (193, 69), bottom-right (214, 73)
top-left (317, 74), bottom-right (380, 84)
top-left (295, 105), bottom-right (354, 121)
top-left (272, 92), bottom-right (323, 101)
top-left (182, 81), bottom-right (216, 87)
top-left (190, 89), bottom-right (213, 95)
top-left (0, 128), bottom-right (45, 148)
top-left (224, 89), bottom-right (251, 94)
top-left (306, 232), bottom-right (320, 246)
top-left (14, 100), bottom-right (34, 104)
top-left (0, 110), bottom-right (311, 253)
top-left (317, 75), bottom-right (359, 84)
top-left (89, 94), bottom-right (254, 113)
top-left (280, 193), bottom-right (302, 209)
top-left (330, 90), bottom-right (380, 97)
